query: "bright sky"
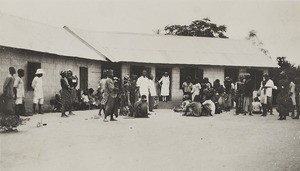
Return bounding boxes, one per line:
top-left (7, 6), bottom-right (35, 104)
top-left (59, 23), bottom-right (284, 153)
top-left (1, 0), bottom-right (299, 65)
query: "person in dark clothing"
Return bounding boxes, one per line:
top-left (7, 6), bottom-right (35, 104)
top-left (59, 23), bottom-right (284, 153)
top-left (224, 77), bottom-right (233, 111)
top-left (66, 70), bottom-right (78, 115)
top-left (276, 71), bottom-right (292, 120)
top-left (103, 70), bottom-right (119, 122)
top-left (60, 71), bottom-right (72, 118)
top-left (243, 74), bottom-right (255, 116)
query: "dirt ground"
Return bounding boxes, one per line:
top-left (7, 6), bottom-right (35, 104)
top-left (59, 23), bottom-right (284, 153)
top-left (1, 109), bottom-right (300, 171)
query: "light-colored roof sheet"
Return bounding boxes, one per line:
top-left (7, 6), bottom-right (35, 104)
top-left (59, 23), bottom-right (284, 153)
top-left (0, 12), bottom-right (105, 61)
top-left (67, 27), bottom-right (278, 68)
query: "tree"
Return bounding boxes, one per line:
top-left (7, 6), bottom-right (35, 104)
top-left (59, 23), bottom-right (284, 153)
top-left (164, 18), bottom-right (228, 38)
top-left (246, 30), bottom-right (269, 56)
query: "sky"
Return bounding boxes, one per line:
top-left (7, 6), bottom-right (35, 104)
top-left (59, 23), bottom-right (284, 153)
top-left (0, 0), bottom-right (299, 64)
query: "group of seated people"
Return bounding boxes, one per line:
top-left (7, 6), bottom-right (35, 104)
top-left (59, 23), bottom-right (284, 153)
top-left (50, 88), bottom-right (101, 112)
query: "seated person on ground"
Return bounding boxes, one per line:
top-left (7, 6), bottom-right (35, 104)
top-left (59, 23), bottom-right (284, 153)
top-left (50, 91), bottom-right (62, 112)
top-left (183, 94), bottom-right (202, 117)
top-left (81, 90), bottom-right (91, 110)
top-left (173, 95), bottom-right (191, 112)
top-left (133, 95), bottom-right (149, 118)
top-left (202, 96), bottom-right (216, 116)
top-left (251, 97), bottom-right (262, 114)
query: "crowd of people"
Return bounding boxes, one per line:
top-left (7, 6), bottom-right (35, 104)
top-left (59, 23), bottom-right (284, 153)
top-left (176, 72), bottom-right (300, 120)
top-left (1, 66), bottom-right (299, 130)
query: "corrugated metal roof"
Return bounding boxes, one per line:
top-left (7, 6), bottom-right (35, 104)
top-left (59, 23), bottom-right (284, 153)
top-left (0, 12), bottom-right (106, 61)
top-left (67, 27), bottom-right (278, 68)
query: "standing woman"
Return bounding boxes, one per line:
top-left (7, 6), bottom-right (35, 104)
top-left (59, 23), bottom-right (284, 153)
top-left (159, 72), bottom-right (170, 102)
top-left (66, 70), bottom-right (77, 115)
top-left (276, 71), bottom-right (292, 120)
top-left (60, 71), bottom-right (72, 118)
top-left (1, 67), bottom-right (19, 131)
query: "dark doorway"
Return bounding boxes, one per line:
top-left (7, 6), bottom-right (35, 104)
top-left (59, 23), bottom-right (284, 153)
top-left (247, 69), bottom-right (263, 90)
top-left (224, 68), bottom-right (239, 83)
top-left (156, 67), bottom-right (172, 101)
top-left (27, 62), bottom-right (41, 90)
top-left (79, 67), bottom-right (88, 90)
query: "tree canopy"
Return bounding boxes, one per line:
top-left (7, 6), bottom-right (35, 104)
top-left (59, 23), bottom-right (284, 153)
top-left (164, 18), bottom-right (228, 38)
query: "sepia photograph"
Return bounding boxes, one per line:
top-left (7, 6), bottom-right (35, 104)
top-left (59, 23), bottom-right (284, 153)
top-left (0, 0), bottom-right (299, 170)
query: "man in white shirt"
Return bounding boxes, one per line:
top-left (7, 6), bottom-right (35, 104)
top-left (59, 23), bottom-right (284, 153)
top-left (32, 69), bottom-right (44, 114)
top-left (13, 69), bottom-right (28, 116)
top-left (260, 73), bottom-right (275, 116)
top-left (136, 70), bottom-right (150, 101)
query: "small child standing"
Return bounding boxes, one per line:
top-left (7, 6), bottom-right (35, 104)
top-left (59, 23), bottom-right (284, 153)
top-left (251, 97), bottom-right (262, 114)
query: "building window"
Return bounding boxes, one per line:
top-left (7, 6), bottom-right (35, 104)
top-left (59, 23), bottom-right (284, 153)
top-left (180, 67), bottom-right (203, 89)
top-left (27, 62), bottom-right (41, 90)
top-left (79, 67), bottom-right (88, 90)
top-left (224, 68), bottom-right (239, 83)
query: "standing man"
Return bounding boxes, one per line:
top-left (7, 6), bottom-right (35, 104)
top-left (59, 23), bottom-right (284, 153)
top-left (98, 70), bottom-right (107, 116)
top-left (103, 70), bottom-right (119, 122)
top-left (137, 70), bottom-right (150, 101)
top-left (260, 73), bottom-right (275, 117)
top-left (243, 74), bottom-right (255, 116)
top-left (13, 69), bottom-right (28, 116)
top-left (149, 75), bottom-right (157, 112)
top-left (32, 69), bottom-right (44, 114)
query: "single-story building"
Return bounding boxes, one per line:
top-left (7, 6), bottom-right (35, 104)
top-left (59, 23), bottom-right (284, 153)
top-left (0, 12), bottom-right (277, 112)
top-left (64, 26), bottom-right (278, 101)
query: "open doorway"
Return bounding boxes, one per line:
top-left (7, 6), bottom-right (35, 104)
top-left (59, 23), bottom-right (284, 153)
top-left (156, 67), bottom-right (172, 101)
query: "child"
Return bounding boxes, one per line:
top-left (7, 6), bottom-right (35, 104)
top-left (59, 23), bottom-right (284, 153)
top-left (251, 97), bottom-right (262, 114)
top-left (81, 90), bottom-right (90, 110)
top-left (133, 95), bottom-right (149, 118)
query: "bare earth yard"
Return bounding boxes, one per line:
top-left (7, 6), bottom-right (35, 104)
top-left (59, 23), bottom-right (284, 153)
top-left (1, 109), bottom-right (300, 171)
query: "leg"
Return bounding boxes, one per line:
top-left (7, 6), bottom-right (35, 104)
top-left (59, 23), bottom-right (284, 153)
top-left (38, 103), bottom-right (43, 114)
top-left (33, 103), bottom-right (37, 114)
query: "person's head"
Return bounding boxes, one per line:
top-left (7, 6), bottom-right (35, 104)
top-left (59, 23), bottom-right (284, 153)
top-left (142, 70), bottom-right (147, 77)
top-left (83, 90), bottom-right (88, 95)
top-left (182, 95), bottom-right (190, 101)
top-left (113, 77), bottom-right (119, 83)
top-left (141, 95), bottom-right (147, 102)
top-left (164, 72), bottom-right (168, 77)
top-left (60, 70), bottom-right (66, 78)
top-left (35, 69), bottom-right (44, 77)
top-left (244, 73), bottom-right (251, 80)
top-left (88, 88), bottom-right (94, 95)
top-left (225, 77), bottom-right (231, 82)
top-left (107, 69), bottom-right (114, 78)
top-left (254, 97), bottom-right (260, 102)
top-left (263, 73), bottom-right (269, 80)
top-left (132, 74), bottom-right (138, 81)
top-left (102, 70), bottom-right (107, 79)
top-left (17, 69), bottom-right (25, 78)
top-left (9, 67), bottom-right (16, 75)
top-left (203, 77), bottom-right (209, 83)
top-left (124, 75), bottom-right (130, 83)
top-left (66, 69), bottom-right (72, 78)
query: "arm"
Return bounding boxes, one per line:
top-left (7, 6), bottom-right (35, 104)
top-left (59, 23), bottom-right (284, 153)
top-left (13, 77), bottom-right (19, 99)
